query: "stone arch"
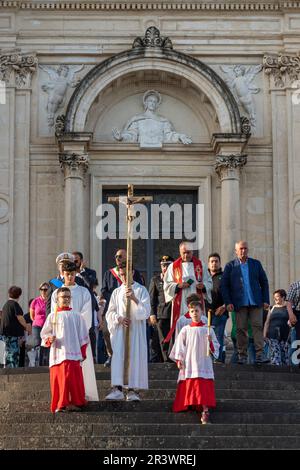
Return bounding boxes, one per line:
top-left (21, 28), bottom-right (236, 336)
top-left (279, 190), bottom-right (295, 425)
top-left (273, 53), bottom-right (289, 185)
top-left (65, 38), bottom-right (242, 135)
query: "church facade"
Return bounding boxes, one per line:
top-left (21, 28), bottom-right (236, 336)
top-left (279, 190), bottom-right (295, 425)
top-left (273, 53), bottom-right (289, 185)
top-left (0, 0), bottom-right (300, 305)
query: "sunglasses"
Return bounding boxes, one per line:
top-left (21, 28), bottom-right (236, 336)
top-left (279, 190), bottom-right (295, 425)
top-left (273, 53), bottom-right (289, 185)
top-left (40, 288), bottom-right (48, 291)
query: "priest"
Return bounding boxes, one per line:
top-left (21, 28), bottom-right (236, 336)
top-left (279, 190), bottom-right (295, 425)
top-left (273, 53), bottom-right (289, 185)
top-left (105, 266), bottom-right (150, 401)
top-left (164, 241), bottom-right (212, 344)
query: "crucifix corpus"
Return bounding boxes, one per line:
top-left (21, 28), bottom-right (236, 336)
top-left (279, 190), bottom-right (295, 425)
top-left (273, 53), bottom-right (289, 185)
top-left (108, 184), bottom-right (153, 386)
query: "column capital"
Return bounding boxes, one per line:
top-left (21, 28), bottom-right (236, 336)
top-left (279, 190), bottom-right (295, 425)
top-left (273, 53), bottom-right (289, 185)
top-left (263, 53), bottom-right (300, 89)
top-left (0, 50), bottom-right (38, 88)
top-left (59, 152), bottom-right (89, 180)
top-left (215, 154), bottom-right (247, 181)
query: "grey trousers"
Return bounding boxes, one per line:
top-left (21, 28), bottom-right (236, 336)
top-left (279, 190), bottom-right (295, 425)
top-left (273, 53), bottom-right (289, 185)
top-left (235, 306), bottom-right (264, 358)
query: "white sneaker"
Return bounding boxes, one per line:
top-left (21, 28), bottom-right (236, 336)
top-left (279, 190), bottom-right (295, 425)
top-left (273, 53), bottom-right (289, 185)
top-left (126, 390), bottom-right (140, 401)
top-left (105, 388), bottom-right (125, 400)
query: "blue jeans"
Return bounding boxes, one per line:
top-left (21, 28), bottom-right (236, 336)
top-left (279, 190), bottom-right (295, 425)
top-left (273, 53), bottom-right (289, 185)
top-left (212, 314), bottom-right (228, 362)
top-left (231, 337), bottom-right (256, 364)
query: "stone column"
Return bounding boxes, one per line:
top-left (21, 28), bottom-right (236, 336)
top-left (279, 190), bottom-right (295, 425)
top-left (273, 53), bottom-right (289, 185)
top-left (59, 151), bottom-right (89, 253)
top-left (215, 154), bottom-right (247, 263)
top-left (263, 53), bottom-right (300, 286)
top-left (0, 51), bottom-right (37, 304)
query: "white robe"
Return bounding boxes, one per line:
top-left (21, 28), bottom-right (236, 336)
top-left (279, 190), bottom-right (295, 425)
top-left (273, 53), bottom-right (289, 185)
top-left (164, 261), bottom-right (213, 319)
top-left (175, 314), bottom-right (208, 339)
top-left (170, 324), bottom-right (219, 382)
top-left (51, 284), bottom-right (99, 401)
top-left (40, 309), bottom-right (89, 367)
top-left (106, 282), bottom-right (150, 389)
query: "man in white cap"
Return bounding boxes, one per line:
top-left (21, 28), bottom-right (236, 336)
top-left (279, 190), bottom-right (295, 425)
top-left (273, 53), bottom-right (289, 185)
top-left (46, 253), bottom-right (85, 317)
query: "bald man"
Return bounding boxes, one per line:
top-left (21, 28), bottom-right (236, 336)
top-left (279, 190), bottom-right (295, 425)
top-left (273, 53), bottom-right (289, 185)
top-left (221, 241), bottom-right (269, 364)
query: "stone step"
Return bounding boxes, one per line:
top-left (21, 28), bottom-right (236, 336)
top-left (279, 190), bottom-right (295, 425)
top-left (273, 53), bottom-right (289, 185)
top-left (3, 378), bottom-right (300, 392)
top-left (1, 422), bottom-right (300, 438)
top-left (1, 435), bottom-right (299, 450)
top-left (1, 410), bottom-right (300, 425)
top-left (4, 398), bottom-right (300, 413)
top-left (1, 363), bottom-right (298, 375)
top-left (2, 370), bottom-right (300, 385)
top-left (0, 388), bottom-right (297, 402)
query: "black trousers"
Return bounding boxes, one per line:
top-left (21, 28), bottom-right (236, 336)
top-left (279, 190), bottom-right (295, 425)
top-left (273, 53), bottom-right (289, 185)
top-left (149, 319), bottom-right (170, 363)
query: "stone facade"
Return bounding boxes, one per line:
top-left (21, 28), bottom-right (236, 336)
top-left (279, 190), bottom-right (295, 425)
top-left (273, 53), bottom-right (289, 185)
top-left (1, 1), bottom-right (300, 307)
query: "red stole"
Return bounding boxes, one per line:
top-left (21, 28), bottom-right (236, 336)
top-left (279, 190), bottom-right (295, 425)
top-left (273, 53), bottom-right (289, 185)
top-left (164, 256), bottom-right (203, 343)
top-left (110, 267), bottom-right (122, 285)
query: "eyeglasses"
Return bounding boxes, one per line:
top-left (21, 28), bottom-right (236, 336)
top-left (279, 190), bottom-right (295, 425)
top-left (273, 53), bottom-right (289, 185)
top-left (40, 288), bottom-right (48, 291)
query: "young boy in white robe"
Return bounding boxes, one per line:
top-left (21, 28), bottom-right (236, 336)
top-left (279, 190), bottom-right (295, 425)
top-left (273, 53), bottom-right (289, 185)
top-left (105, 267), bottom-right (151, 401)
top-left (51, 261), bottom-right (99, 402)
top-left (41, 287), bottom-right (89, 413)
top-left (170, 300), bottom-right (219, 424)
top-left (175, 293), bottom-right (208, 339)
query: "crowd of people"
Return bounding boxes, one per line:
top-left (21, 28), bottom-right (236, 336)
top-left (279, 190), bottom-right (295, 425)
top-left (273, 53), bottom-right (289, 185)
top-left (1, 241), bottom-right (300, 423)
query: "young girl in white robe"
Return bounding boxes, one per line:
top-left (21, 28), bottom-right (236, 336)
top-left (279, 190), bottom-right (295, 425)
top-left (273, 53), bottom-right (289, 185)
top-left (170, 300), bottom-right (219, 424)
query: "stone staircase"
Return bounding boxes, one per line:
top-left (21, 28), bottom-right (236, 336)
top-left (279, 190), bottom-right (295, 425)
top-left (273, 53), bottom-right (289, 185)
top-left (1, 363), bottom-right (300, 450)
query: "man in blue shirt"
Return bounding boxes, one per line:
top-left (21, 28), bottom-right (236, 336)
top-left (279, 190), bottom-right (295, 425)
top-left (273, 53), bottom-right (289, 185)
top-left (221, 241), bottom-right (270, 364)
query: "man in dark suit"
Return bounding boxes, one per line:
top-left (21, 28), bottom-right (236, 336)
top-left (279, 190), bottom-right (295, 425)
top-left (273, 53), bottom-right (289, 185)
top-left (149, 255), bottom-right (173, 362)
top-left (73, 251), bottom-right (97, 290)
top-left (221, 241), bottom-right (269, 364)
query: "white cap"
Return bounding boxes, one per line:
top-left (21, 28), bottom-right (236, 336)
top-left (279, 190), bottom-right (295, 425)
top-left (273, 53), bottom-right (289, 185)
top-left (55, 252), bottom-right (75, 265)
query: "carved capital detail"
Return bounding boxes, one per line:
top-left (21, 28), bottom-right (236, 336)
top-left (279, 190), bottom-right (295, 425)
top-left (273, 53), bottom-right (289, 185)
top-left (263, 53), bottom-right (300, 88)
top-left (132, 27), bottom-right (173, 50)
top-left (215, 154), bottom-right (247, 181)
top-left (59, 152), bottom-right (89, 180)
top-left (0, 51), bottom-right (38, 88)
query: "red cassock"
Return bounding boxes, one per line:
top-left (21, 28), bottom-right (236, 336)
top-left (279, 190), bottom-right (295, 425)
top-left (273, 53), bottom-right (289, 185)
top-left (170, 321), bottom-right (218, 413)
top-left (173, 377), bottom-right (216, 412)
top-left (42, 305), bottom-right (89, 412)
top-left (48, 345), bottom-right (88, 412)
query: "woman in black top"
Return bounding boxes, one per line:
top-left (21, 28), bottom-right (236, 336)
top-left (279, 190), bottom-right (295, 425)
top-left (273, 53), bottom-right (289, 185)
top-left (0, 286), bottom-right (31, 368)
top-left (263, 289), bottom-right (290, 366)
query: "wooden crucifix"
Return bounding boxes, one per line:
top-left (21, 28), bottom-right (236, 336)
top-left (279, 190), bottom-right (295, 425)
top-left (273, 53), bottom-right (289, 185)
top-left (108, 184), bottom-right (153, 387)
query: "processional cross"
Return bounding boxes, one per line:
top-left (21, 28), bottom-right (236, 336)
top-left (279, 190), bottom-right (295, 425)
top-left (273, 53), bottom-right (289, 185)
top-left (108, 184), bottom-right (153, 386)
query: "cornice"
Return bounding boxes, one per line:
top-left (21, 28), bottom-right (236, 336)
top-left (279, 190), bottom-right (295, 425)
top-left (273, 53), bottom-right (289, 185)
top-left (1, 1), bottom-right (300, 13)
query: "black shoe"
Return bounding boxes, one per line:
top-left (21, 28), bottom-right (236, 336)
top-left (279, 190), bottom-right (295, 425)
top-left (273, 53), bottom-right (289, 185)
top-left (104, 357), bottom-right (112, 368)
top-left (238, 356), bottom-right (247, 365)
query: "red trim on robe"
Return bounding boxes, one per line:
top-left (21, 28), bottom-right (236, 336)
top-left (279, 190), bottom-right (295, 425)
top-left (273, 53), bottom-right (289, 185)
top-left (173, 378), bottom-right (216, 412)
top-left (57, 307), bottom-right (72, 312)
top-left (164, 257), bottom-right (204, 344)
top-left (50, 360), bottom-right (87, 412)
top-left (110, 267), bottom-right (122, 285)
top-left (44, 338), bottom-right (51, 348)
top-left (81, 344), bottom-right (87, 360)
top-left (190, 322), bottom-right (205, 327)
